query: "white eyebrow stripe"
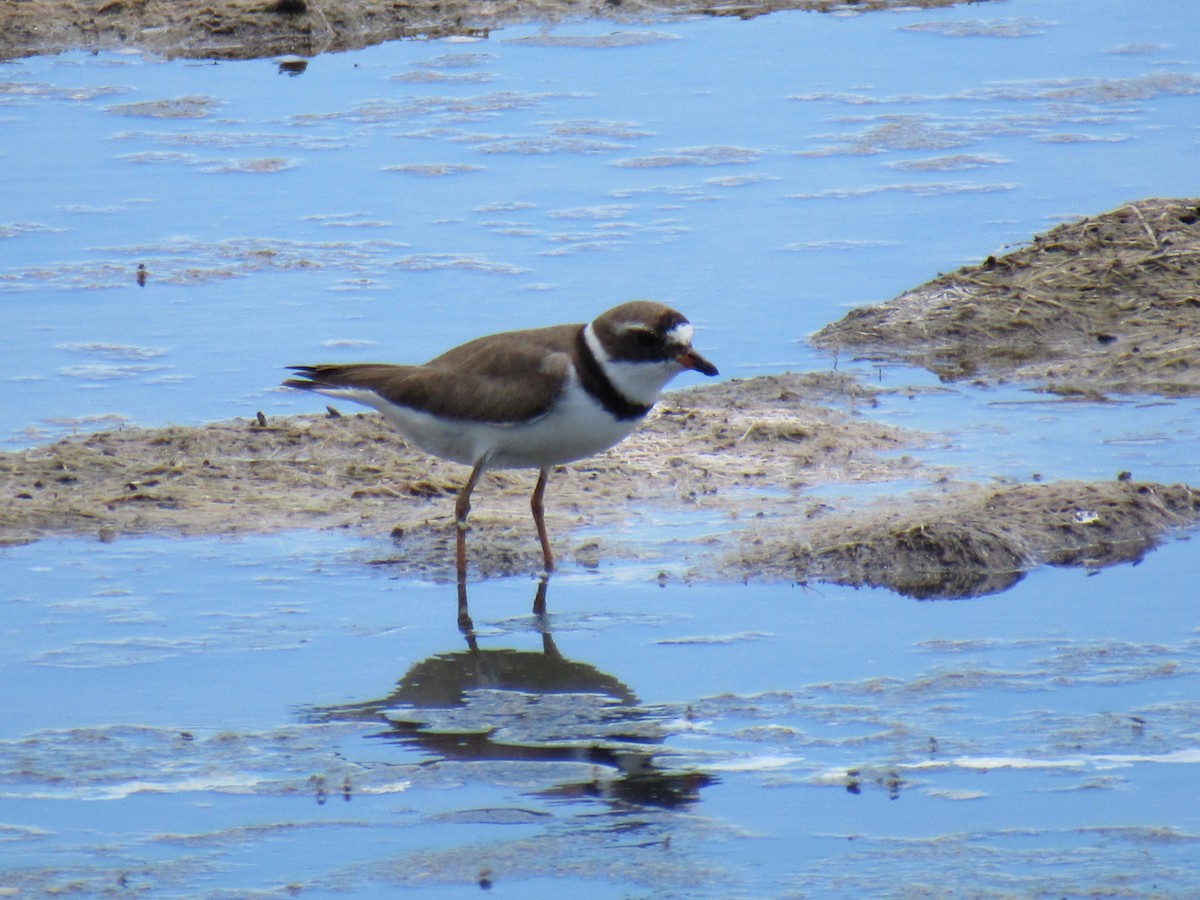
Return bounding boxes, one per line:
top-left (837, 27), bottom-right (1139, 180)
top-left (666, 322), bottom-right (693, 345)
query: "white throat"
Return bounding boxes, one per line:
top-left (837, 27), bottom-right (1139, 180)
top-left (583, 322), bottom-right (683, 407)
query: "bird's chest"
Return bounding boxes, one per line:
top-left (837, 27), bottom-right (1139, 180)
top-left (492, 381), bottom-right (644, 468)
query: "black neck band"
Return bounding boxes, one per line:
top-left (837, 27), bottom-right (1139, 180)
top-left (574, 327), bottom-right (653, 422)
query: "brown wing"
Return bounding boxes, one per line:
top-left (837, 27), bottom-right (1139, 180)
top-left (284, 324), bottom-right (581, 424)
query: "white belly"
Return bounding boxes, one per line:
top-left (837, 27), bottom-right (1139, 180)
top-left (323, 382), bottom-right (642, 469)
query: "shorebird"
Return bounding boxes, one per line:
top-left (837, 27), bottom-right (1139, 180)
top-left (284, 300), bottom-right (717, 580)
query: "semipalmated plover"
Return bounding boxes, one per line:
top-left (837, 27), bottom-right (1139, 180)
top-left (284, 300), bottom-right (717, 580)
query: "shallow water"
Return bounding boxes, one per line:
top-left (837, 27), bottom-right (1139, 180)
top-left (4, 532), bottom-right (1200, 894)
top-left (4, 0), bottom-right (1200, 449)
top-left (4, 0), bottom-right (1200, 894)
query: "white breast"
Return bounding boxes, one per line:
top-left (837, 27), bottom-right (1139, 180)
top-left (488, 377), bottom-right (642, 469)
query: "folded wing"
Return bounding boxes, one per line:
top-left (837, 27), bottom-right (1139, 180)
top-left (284, 325), bottom-right (580, 424)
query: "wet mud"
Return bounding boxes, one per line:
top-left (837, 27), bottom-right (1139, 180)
top-left (0, 0), bottom-right (994, 62)
top-left (735, 478), bottom-right (1200, 599)
top-left (814, 198), bottom-right (1200, 398)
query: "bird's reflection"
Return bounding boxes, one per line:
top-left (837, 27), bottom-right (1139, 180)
top-left (312, 576), bottom-right (714, 809)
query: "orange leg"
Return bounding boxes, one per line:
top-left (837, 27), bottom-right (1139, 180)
top-left (531, 467), bottom-right (554, 574)
top-left (456, 578), bottom-right (473, 634)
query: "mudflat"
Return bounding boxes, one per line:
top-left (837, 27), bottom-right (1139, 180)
top-left (0, 0), bottom-right (990, 62)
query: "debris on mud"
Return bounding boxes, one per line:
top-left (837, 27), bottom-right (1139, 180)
top-left (812, 198), bottom-right (1200, 398)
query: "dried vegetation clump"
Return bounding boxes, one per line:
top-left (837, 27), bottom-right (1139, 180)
top-left (813, 198), bottom-right (1200, 397)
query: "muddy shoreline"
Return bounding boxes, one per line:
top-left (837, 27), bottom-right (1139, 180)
top-left (0, 0), bottom-right (998, 62)
top-left (4, 367), bottom-right (1197, 599)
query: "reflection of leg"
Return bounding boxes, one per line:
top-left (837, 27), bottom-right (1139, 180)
top-left (532, 571), bottom-right (549, 619)
top-left (462, 629), bottom-right (480, 654)
top-left (531, 467), bottom-right (554, 573)
top-left (538, 595), bottom-right (560, 658)
top-left (454, 457), bottom-right (490, 584)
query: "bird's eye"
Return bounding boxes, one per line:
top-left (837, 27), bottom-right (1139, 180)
top-left (632, 329), bottom-right (659, 349)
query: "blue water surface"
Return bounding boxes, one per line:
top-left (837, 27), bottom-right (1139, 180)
top-left (3, 0), bottom-right (1200, 894)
